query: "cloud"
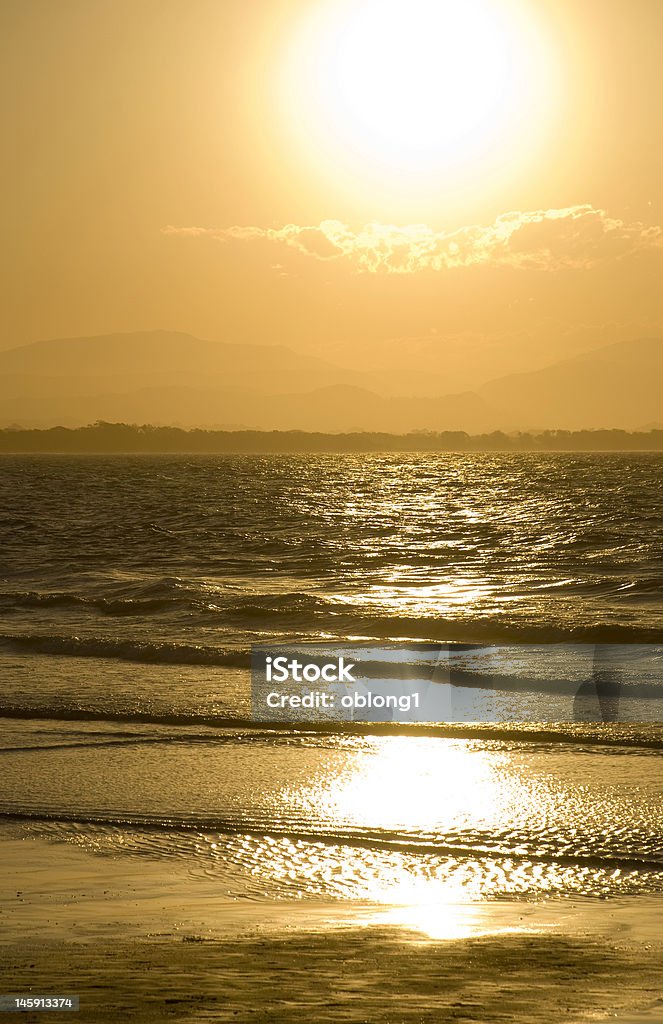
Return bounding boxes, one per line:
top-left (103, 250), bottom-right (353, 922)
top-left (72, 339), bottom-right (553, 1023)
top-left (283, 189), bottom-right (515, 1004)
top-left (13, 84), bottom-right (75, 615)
top-left (162, 206), bottom-right (663, 273)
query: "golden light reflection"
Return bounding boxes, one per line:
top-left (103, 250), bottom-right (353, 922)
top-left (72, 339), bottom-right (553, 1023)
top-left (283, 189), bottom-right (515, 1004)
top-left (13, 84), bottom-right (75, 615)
top-left (356, 871), bottom-right (502, 940)
top-left (279, 738), bottom-right (552, 939)
top-left (372, 899), bottom-right (526, 941)
top-left (205, 734), bottom-right (629, 934)
top-left (353, 579), bottom-right (496, 615)
top-left (323, 737), bottom-right (502, 832)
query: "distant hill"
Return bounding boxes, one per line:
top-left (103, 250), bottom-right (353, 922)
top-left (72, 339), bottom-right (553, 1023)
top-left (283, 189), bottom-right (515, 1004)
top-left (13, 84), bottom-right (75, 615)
top-left (0, 381), bottom-right (499, 433)
top-left (0, 330), bottom-right (356, 396)
top-left (0, 331), bottom-right (660, 431)
top-left (0, 330), bottom-right (497, 431)
top-left (479, 337), bottom-right (663, 430)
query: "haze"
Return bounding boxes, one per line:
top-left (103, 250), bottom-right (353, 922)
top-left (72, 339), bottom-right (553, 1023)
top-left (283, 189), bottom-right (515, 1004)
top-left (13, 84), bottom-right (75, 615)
top-left (1, 0), bottom-right (662, 430)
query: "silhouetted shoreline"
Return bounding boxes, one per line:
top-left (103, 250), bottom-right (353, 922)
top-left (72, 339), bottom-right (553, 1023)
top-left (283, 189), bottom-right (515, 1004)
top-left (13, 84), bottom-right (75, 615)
top-left (2, 422), bottom-right (663, 453)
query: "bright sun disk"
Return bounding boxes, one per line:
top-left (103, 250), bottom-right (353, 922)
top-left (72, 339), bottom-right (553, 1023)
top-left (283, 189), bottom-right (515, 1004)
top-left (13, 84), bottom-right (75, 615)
top-left (278, 0), bottom-right (558, 189)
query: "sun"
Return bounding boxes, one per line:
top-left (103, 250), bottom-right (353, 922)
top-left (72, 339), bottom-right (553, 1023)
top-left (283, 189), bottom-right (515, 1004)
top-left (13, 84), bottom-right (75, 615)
top-left (277, 0), bottom-right (559, 197)
top-left (318, 0), bottom-right (517, 164)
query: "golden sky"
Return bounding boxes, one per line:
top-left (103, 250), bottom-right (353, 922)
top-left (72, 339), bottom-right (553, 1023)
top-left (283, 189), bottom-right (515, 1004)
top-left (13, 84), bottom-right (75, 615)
top-left (2, 0), bottom-right (662, 381)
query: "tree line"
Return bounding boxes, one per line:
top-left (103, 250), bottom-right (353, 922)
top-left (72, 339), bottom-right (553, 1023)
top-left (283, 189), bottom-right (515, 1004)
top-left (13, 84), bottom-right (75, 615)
top-left (1, 422), bottom-right (662, 452)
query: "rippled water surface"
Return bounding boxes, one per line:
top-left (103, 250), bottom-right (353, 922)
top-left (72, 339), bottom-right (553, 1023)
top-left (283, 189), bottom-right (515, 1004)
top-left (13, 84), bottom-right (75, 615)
top-left (1, 454), bottom-right (661, 905)
top-left (1, 453), bottom-right (662, 648)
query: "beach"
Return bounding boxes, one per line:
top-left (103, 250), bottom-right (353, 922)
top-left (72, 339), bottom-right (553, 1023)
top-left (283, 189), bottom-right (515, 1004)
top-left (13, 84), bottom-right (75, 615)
top-left (2, 836), bottom-right (663, 1023)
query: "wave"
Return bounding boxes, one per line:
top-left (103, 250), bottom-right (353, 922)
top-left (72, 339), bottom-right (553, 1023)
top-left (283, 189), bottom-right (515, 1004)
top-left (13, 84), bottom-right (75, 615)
top-left (0, 591), bottom-right (179, 616)
top-left (0, 577), bottom-right (206, 617)
top-left (1, 621), bottom-right (662, 672)
top-left (0, 705), bottom-right (661, 749)
top-left (0, 584), bottom-right (331, 619)
top-left (0, 809), bottom-right (661, 873)
top-left (336, 617), bottom-right (663, 645)
top-left (218, 593), bottom-right (332, 619)
top-left (0, 632), bottom-right (250, 665)
top-left (1, 581), bottom-right (661, 644)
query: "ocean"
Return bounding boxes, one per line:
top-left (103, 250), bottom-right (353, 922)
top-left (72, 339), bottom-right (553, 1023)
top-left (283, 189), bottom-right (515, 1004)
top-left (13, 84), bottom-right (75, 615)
top-left (1, 453), bottom-right (662, 907)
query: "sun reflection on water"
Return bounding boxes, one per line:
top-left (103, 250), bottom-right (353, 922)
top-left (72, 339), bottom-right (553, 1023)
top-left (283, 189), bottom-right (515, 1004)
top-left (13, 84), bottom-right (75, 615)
top-left (371, 898), bottom-right (526, 941)
top-left (318, 736), bottom-right (503, 831)
top-left (31, 729), bottom-right (661, 938)
top-left (340, 578), bottom-right (498, 616)
top-left (256, 734), bottom-right (652, 924)
top-left (305, 738), bottom-right (520, 935)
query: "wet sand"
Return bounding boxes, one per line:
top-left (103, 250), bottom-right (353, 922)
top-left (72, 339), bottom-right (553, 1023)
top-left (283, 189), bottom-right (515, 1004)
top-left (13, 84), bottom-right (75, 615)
top-left (1, 837), bottom-right (662, 1023)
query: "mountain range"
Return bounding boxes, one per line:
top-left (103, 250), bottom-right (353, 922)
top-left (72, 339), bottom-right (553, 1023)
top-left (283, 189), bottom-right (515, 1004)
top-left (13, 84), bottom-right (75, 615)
top-left (0, 331), bottom-right (660, 432)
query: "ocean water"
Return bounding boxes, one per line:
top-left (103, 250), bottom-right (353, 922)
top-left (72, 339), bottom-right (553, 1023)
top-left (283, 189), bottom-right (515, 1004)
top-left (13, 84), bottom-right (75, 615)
top-left (0, 453), bottom-right (662, 906)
